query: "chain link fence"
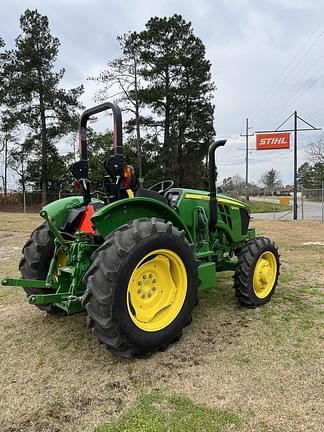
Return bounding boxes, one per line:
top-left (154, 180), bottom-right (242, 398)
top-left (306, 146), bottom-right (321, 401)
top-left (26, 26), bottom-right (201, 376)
top-left (301, 183), bottom-right (324, 221)
top-left (218, 185), bottom-right (324, 221)
top-left (0, 187), bottom-right (323, 221)
top-left (0, 191), bottom-right (81, 213)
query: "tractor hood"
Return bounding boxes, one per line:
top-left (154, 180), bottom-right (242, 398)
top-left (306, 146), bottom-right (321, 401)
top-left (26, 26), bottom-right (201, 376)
top-left (179, 189), bottom-right (250, 214)
top-left (217, 194), bottom-right (250, 214)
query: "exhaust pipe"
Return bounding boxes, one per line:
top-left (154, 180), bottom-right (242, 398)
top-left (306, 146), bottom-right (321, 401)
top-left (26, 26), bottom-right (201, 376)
top-left (208, 139), bottom-right (226, 231)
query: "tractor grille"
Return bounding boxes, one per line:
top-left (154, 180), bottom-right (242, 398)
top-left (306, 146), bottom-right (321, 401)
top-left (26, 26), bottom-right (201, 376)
top-left (218, 203), bottom-right (232, 229)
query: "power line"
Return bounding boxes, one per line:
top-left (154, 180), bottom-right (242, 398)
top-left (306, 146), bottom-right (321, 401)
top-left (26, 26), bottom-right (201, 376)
top-left (264, 70), bottom-right (324, 129)
top-left (307, 107), bottom-right (324, 122)
top-left (269, 50), bottom-right (324, 119)
top-left (263, 55), bottom-right (324, 129)
top-left (251, 19), bottom-right (324, 124)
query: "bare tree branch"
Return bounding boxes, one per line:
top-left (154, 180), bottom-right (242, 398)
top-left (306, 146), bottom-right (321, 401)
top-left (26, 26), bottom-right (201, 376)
top-left (307, 138), bottom-right (324, 164)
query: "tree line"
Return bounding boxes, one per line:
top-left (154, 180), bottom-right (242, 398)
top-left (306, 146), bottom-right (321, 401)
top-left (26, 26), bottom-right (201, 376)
top-left (220, 150), bottom-right (324, 198)
top-left (0, 10), bottom-right (215, 204)
top-left (219, 168), bottom-right (282, 197)
top-left (1, 9), bottom-right (324, 205)
top-left (297, 140), bottom-right (324, 189)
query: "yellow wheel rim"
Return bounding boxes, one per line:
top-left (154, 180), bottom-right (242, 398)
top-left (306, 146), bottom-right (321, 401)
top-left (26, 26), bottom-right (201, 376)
top-left (127, 249), bottom-right (187, 332)
top-left (253, 251), bottom-right (277, 299)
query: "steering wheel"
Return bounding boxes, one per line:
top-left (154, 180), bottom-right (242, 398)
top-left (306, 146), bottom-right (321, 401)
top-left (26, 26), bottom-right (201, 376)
top-left (148, 180), bottom-right (174, 194)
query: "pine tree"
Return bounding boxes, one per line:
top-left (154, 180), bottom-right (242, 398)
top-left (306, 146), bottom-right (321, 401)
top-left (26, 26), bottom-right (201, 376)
top-left (298, 161), bottom-right (324, 189)
top-left (0, 37), bottom-right (6, 97)
top-left (2, 9), bottom-right (83, 204)
top-left (297, 162), bottom-right (313, 188)
top-left (260, 169), bottom-right (282, 191)
top-left (89, 34), bottom-right (150, 186)
top-left (126, 15), bottom-right (216, 187)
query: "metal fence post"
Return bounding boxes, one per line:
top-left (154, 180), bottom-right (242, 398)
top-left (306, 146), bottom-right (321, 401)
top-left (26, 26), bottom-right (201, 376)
top-left (301, 187), bottom-right (304, 220)
top-left (322, 181), bottom-right (324, 222)
top-left (23, 191), bottom-right (26, 214)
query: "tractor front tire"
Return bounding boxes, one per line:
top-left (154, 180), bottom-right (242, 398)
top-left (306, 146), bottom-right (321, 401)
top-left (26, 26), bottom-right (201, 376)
top-left (234, 237), bottom-right (280, 308)
top-left (83, 218), bottom-right (198, 358)
top-left (19, 224), bottom-right (63, 315)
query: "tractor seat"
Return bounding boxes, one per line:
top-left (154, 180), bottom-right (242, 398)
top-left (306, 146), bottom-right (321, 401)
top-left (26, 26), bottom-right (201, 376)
top-left (135, 188), bottom-right (168, 205)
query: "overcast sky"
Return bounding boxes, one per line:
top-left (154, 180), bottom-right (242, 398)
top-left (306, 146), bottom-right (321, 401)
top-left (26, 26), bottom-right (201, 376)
top-left (2, 0), bottom-right (324, 186)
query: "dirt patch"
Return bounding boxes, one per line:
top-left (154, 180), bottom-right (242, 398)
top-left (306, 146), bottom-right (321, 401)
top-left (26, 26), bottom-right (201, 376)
top-left (0, 214), bottom-right (323, 431)
top-left (301, 241), bottom-right (324, 245)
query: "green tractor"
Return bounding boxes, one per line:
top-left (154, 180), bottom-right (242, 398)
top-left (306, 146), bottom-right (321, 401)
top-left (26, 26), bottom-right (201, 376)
top-left (2, 102), bottom-right (280, 358)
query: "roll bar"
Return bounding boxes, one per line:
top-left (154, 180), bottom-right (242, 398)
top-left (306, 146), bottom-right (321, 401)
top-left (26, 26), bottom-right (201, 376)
top-left (208, 139), bottom-right (226, 230)
top-left (79, 101), bottom-right (123, 164)
top-left (70, 102), bottom-right (123, 204)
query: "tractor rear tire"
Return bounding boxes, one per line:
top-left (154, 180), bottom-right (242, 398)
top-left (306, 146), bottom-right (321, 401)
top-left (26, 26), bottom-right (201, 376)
top-left (234, 237), bottom-right (280, 308)
top-left (19, 224), bottom-right (63, 315)
top-left (83, 218), bottom-right (199, 358)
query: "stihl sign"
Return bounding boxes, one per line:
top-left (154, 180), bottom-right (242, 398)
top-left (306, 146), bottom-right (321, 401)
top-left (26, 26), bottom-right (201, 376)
top-left (256, 132), bottom-right (290, 150)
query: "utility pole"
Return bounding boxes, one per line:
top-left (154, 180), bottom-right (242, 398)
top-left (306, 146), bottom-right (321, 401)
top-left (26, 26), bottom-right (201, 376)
top-left (240, 118), bottom-right (254, 200)
top-left (293, 111), bottom-right (298, 220)
top-left (255, 111), bottom-right (321, 220)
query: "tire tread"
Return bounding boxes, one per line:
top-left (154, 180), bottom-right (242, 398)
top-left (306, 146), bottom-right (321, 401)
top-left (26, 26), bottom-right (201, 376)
top-left (234, 236), bottom-right (280, 308)
top-left (83, 218), bottom-right (198, 358)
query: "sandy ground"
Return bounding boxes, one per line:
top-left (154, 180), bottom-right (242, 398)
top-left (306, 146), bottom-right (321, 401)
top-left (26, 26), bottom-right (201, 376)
top-left (0, 213), bottom-right (323, 432)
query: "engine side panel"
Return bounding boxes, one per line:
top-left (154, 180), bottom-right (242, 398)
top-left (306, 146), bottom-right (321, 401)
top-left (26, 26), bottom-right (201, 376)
top-left (169, 188), bottom-right (251, 243)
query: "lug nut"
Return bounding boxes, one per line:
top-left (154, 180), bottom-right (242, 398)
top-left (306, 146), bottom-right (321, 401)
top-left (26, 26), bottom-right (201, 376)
top-left (148, 293), bottom-right (152, 298)
top-left (138, 289), bottom-right (141, 294)
top-left (143, 274), bottom-right (147, 280)
top-left (142, 294), bottom-right (145, 299)
top-left (153, 279), bottom-right (156, 283)
top-left (149, 274), bottom-right (153, 278)
top-left (138, 281), bottom-right (142, 286)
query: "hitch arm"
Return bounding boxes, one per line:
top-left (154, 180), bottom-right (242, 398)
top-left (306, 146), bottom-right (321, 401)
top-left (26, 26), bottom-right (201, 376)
top-left (40, 210), bottom-right (67, 250)
top-left (2, 278), bottom-right (48, 288)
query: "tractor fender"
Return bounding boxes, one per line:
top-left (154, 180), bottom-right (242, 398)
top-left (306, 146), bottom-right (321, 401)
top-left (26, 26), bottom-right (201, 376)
top-left (91, 197), bottom-right (193, 243)
top-left (42, 196), bottom-right (103, 228)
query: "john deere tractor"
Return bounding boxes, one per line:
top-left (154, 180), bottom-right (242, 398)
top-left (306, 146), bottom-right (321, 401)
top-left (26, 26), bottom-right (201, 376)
top-left (2, 102), bottom-right (280, 358)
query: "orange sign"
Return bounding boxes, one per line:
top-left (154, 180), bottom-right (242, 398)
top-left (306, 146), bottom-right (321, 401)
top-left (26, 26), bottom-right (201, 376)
top-left (256, 132), bottom-right (290, 150)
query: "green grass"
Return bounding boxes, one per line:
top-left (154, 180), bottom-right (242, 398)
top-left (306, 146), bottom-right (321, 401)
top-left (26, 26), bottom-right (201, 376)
top-left (247, 200), bottom-right (291, 213)
top-left (1, 216), bottom-right (324, 432)
top-left (96, 393), bottom-right (241, 432)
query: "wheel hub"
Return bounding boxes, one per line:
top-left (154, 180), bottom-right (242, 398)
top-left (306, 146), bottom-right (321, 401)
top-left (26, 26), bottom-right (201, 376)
top-left (138, 273), bottom-right (156, 296)
top-left (258, 261), bottom-right (270, 284)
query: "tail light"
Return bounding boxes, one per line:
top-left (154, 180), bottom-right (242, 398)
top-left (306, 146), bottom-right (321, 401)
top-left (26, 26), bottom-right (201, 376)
top-left (72, 179), bottom-right (81, 190)
top-left (123, 165), bottom-right (134, 190)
